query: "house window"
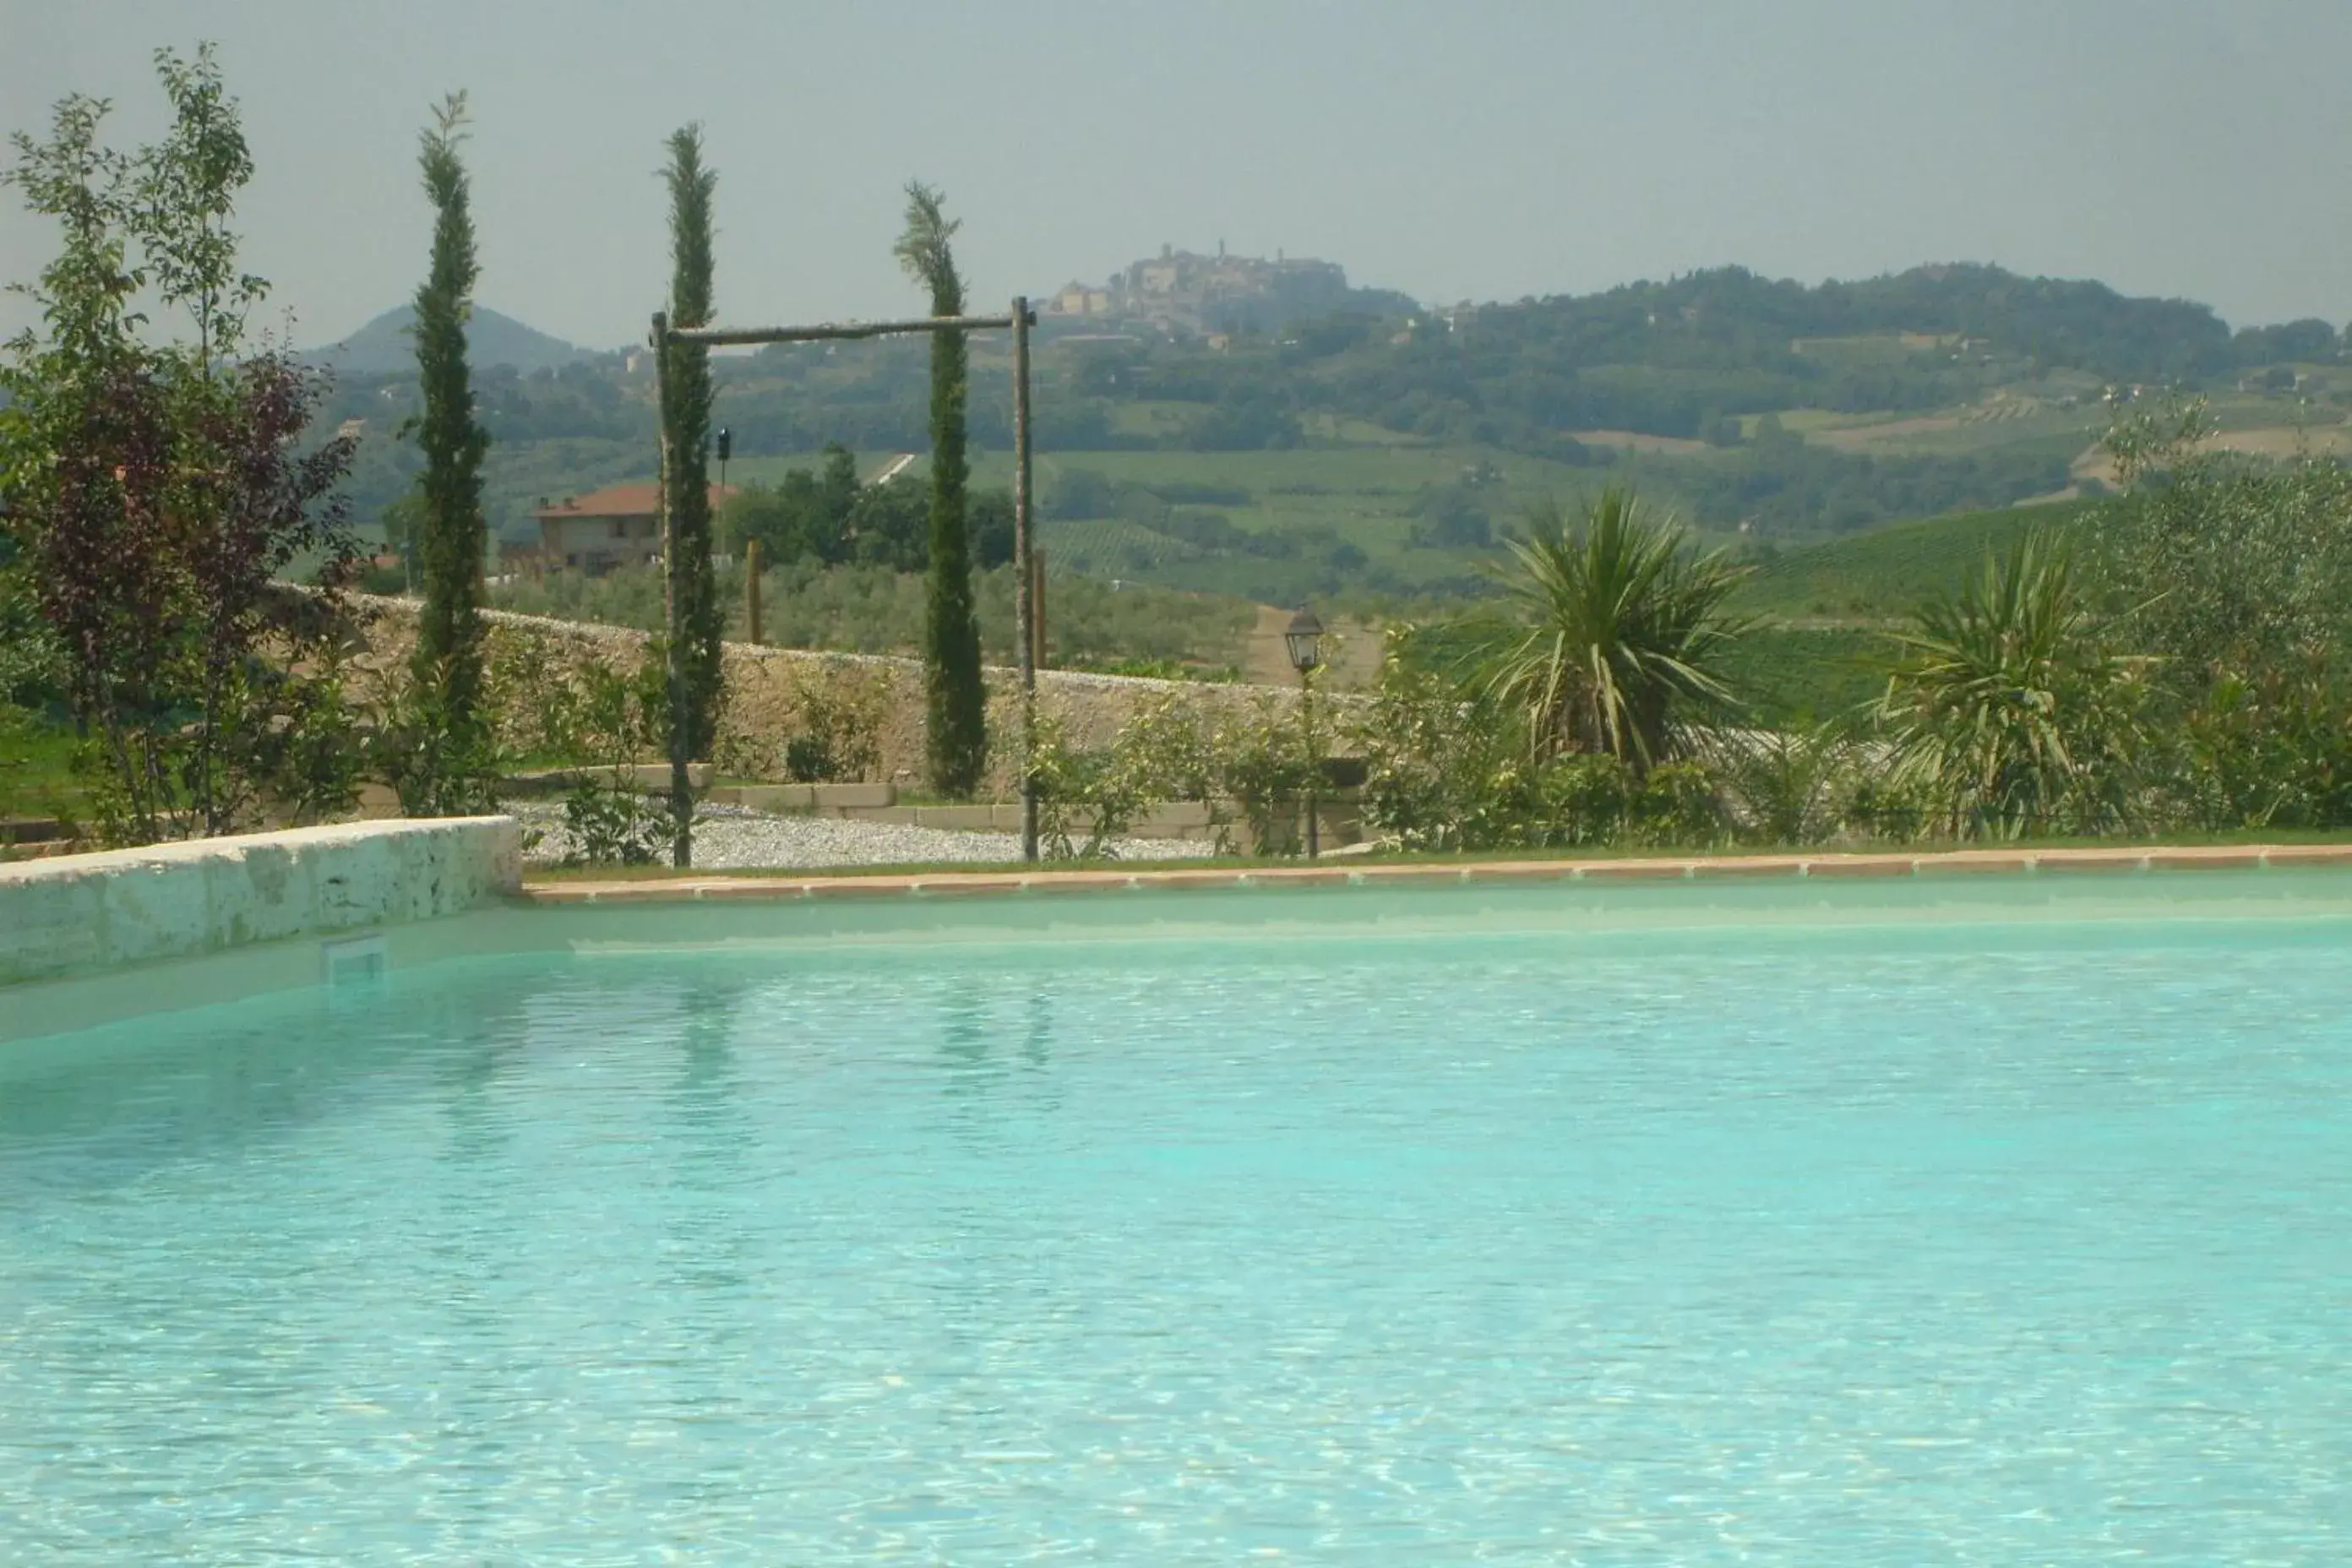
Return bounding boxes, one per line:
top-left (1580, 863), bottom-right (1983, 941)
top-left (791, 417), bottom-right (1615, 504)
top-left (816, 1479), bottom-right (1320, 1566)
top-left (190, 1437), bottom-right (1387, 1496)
top-left (612, 520), bottom-right (627, 539)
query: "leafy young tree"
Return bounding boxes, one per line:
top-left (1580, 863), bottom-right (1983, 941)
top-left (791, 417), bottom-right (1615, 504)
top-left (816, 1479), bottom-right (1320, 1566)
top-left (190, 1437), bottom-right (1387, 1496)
top-left (725, 440), bottom-right (861, 568)
top-left (135, 45), bottom-right (264, 369)
top-left (0, 48), bottom-right (362, 843)
top-left (378, 492), bottom-right (425, 591)
top-left (395, 92), bottom-right (497, 815)
top-left (176, 356), bottom-right (368, 834)
top-left (2093, 397), bottom-right (2352, 828)
top-left (817, 439), bottom-right (859, 531)
top-left (726, 462), bottom-right (1014, 583)
top-left (896, 180), bottom-right (987, 798)
top-left (2097, 396), bottom-right (2352, 689)
top-left (851, 476), bottom-right (930, 573)
top-left (660, 123), bottom-right (722, 862)
top-left (1879, 531), bottom-right (2148, 839)
top-left (727, 472), bottom-right (821, 565)
top-left (1481, 488), bottom-right (1750, 774)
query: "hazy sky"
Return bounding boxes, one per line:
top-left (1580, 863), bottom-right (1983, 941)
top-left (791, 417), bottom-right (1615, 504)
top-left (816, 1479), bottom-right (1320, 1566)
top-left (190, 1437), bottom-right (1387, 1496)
top-left (6, 0), bottom-right (2350, 351)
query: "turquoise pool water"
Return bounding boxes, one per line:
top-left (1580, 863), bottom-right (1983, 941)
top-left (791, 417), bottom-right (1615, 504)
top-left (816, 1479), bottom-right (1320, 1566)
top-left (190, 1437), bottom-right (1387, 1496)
top-left (3, 883), bottom-right (2349, 1562)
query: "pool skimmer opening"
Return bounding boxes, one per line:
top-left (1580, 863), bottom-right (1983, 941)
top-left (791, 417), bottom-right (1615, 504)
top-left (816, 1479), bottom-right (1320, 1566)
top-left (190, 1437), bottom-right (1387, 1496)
top-left (320, 933), bottom-right (388, 999)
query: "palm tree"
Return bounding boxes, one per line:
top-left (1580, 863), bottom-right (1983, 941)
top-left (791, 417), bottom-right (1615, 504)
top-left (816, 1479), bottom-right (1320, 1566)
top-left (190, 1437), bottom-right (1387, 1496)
top-left (1880, 529), bottom-right (2148, 838)
top-left (1483, 487), bottom-right (1751, 774)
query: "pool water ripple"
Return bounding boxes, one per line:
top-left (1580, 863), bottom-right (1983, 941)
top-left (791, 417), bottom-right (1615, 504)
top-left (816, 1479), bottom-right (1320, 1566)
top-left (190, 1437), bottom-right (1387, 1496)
top-left (1, 912), bottom-right (2348, 1562)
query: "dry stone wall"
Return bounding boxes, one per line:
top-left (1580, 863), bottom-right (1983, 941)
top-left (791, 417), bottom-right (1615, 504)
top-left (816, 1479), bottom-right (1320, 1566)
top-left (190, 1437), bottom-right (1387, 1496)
top-left (356, 596), bottom-right (1339, 792)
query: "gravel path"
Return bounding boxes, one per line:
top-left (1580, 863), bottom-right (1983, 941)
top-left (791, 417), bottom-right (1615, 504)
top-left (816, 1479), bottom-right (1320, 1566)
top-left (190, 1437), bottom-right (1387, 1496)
top-left (508, 800), bottom-right (1209, 870)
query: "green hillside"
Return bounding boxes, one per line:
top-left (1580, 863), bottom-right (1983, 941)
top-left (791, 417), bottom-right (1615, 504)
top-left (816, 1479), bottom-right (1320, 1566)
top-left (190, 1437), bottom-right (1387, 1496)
top-left (1712, 496), bottom-right (2100, 723)
top-left (1736, 498), bottom-right (2096, 625)
top-left (1720, 628), bottom-right (1893, 726)
top-left (313, 256), bottom-right (2349, 607)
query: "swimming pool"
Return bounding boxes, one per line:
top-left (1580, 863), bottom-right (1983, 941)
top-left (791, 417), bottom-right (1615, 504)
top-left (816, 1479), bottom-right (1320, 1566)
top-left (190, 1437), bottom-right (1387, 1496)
top-left (3, 876), bottom-right (2348, 1561)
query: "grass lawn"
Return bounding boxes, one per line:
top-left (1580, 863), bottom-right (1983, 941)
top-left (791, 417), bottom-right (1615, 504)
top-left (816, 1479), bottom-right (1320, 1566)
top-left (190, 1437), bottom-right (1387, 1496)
top-left (0, 713), bottom-right (84, 825)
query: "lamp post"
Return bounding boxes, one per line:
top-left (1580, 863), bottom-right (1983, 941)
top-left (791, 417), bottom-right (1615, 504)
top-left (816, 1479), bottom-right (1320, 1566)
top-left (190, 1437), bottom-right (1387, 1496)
top-left (1284, 605), bottom-right (1324, 859)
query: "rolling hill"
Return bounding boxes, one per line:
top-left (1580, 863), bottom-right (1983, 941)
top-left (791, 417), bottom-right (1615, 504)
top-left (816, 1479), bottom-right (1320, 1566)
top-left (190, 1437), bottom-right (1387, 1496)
top-left (311, 305), bottom-right (596, 374)
top-left (309, 256), bottom-right (2348, 609)
top-left (1721, 497), bottom-right (2100, 722)
top-left (1735, 497), bottom-right (2097, 625)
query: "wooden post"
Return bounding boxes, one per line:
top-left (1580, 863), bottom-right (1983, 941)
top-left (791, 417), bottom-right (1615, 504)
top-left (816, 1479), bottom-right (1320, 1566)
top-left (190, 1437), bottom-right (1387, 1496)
top-left (1030, 547), bottom-right (1048, 670)
top-left (1011, 297), bottom-right (1039, 863)
top-left (645, 304), bottom-right (1037, 863)
top-left (653, 310), bottom-right (691, 868)
top-left (744, 536), bottom-right (763, 645)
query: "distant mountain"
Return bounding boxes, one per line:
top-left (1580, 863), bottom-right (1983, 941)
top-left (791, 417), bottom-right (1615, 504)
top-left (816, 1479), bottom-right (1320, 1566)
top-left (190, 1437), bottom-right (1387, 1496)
top-left (311, 305), bottom-right (593, 374)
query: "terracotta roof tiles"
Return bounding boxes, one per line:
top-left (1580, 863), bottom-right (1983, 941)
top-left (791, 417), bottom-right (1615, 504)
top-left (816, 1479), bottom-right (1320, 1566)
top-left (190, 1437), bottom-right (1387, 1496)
top-left (533, 482), bottom-right (735, 520)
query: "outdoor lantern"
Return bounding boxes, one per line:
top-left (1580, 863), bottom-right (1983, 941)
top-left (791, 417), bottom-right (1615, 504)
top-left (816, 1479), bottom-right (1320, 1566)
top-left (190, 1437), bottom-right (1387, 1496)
top-left (1284, 606), bottom-right (1325, 675)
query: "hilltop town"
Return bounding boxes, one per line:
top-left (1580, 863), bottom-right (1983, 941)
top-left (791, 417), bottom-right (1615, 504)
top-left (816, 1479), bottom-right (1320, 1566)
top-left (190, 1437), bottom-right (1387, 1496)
top-left (1042, 243), bottom-right (1418, 338)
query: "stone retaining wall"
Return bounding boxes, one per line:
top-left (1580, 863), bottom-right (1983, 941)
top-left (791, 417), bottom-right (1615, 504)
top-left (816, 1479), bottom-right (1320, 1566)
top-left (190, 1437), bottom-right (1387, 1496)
top-left (0, 817), bottom-right (521, 989)
top-left (698, 783), bottom-right (1361, 847)
top-left (357, 597), bottom-right (1334, 793)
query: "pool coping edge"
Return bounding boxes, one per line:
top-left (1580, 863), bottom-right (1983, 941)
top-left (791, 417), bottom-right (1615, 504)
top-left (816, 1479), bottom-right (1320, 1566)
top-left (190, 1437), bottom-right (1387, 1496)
top-left (521, 842), bottom-right (2349, 904)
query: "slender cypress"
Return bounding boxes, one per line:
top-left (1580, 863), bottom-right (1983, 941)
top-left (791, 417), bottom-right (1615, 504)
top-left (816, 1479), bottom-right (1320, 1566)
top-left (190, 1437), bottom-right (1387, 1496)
top-left (404, 92), bottom-right (493, 814)
top-left (662, 126), bottom-right (722, 775)
top-left (896, 181), bottom-right (986, 798)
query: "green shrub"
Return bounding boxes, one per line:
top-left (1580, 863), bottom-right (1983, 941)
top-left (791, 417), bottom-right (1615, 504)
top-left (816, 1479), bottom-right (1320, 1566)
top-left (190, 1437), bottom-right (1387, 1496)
top-left (559, 777), bottom-right (668, 866)
top-left (765, 665), bottom-right (887, 784)
top-left (1358, 650), bottom-right (1526, 852)
top-left (1026, 694), bottom-right (1217, 858)
top-left (1842, 772), bottom-right (1932, 843)
top-left (2170, 661), bottom-right (2352, 830)
top-left (1200, 692), bottom-right (1319, 856)
top-left (480, 629), bottom-right (664, 770)
top-left (1358, 626), bottom-right (1729, 851)
top-left (1708, 724), bottom-right (1857, 845)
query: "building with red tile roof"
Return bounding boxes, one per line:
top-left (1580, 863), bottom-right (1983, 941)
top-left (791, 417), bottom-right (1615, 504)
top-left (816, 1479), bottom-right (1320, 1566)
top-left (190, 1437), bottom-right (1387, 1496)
top-left (530, 482), bottom-right (735, 574)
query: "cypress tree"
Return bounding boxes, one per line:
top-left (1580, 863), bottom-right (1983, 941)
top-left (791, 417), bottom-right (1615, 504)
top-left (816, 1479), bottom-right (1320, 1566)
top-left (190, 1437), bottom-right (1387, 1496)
top-left (662, 126), bottom-right (722, 808)
top-left (895, 181), bottom-right (986, 798)
top-left (403, 92), bottom-right (493, 814)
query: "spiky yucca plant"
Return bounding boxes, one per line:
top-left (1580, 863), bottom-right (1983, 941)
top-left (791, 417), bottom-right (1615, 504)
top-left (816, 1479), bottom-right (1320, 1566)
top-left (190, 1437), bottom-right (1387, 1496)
top-left (1483, 487), bottom-right (1750, 775)
top-left (1881, 530), bottom-right (2148, 838)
